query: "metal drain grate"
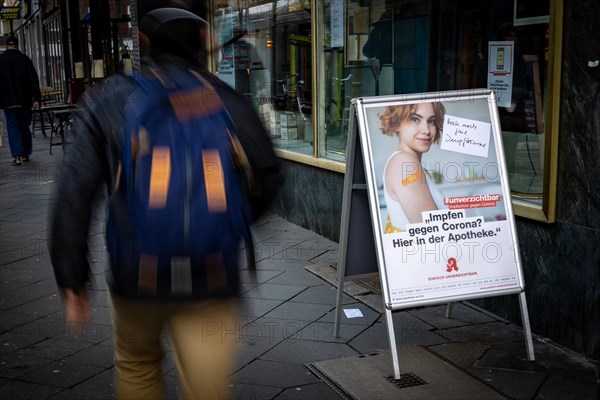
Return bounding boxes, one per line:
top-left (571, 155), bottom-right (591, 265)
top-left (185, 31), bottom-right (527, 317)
top-left (386, 372), bottom-right (427, 389)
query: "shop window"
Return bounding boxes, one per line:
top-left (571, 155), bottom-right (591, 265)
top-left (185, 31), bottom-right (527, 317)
top-left (209, 0), bottom-right (561, 222)
top-left (315, 0), bottom-right (561, 221)
top-left (210, 1), bottom-right (314, 157)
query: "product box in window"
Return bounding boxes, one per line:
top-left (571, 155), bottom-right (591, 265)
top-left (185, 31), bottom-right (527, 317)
top-left (280, 127), bottom-right (298, 141)
top-left (280, 112), bottom-right (297, 128)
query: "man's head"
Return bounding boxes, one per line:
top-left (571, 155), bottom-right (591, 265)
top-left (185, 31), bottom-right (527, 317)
top-left (5, 35), bottom-right (18, 49)
top-left (138, 0), bottom-right (208, 64)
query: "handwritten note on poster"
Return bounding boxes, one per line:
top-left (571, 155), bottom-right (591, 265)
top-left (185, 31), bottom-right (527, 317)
top-left (441, 115), bottom-right (491, 158)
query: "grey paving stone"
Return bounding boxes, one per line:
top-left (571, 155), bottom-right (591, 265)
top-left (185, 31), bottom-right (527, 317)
top-left (467, 366), bottom-right (546, 400)
top-left (264, 302), bottom-right (333, 322)
top-left (535, 372), bottom-right (599, 400)
top-left (48, 388), bottom-right (114, 400)
top-left (0, 283), bottom-right (53, 311)
top-left (242, 317), bottom-right (311, 341)
top-left (238, 282), bottom-right (260, 294)
top-left (232, 335), bottom-right (286, 372)
top-left (165, 374), bottom-right (182, 400)
top-left (273, 382), bottom-right (344, 400)
top-left (242, 283), bottom-right (308, 301)
top-left (0, 310), bottom-right (43, 333)
top-left (296, 239), bottom-right (338, 265)
top-left (62, 342), bottom-right (114, 368)
top-left (232, 359), bottom-right (320, 388)
top-left (408, 302), bottom-right (497, 329)
top-left (427, 341), bottom-right (492, 369)
top-left (0, 266), bottom-right (53, 285)
top-left (0, 278), bottom-right (30, 294)
top-left (256, 255), bottom-right (317, 271)
top-left (17, 359), bottom-right (107, 388)
top-left (437, 321), bottom-right (525, 344)
top-left (11, 316), bottom-right (113, 345)
top-left (230, 381), bottom-right (283, 400)
top-left (163, 350), bottom-right (178, 376)
top-left (236, 298), bottom-right (284, 318)
top-left (260, 340), bottom-right (359, 364)
top-left (318, 303), bottom-right (381, 326)
top-left (0, 379), bottom-right (62, 400)
top-left (0, 243), bottom-right (50, 266)
top-left (81, 273), bottom-right (109, 292)
top-left (289, 285), bottom-right (354, 305)
top-left (3, 292), bottom-right (63, 317)
top-left (254, 239), bottom-right (315, 264)
top-left (238, 269), bottom-right (285, 284)
top-left (17, 338), bottom-right (93, 360)
top-left (254, 217), bottom-right (301, 232)
top-left (85, 289), bottom-right (109, 307)
top-left (69, 367), bottom-right (115, 397)
top-left (0, 352), bottom-right (53, 379)
top-left (266, 228), bottom-right (323, 242)
top-left (294, 321), bottom-right (368, 344)
top-left (477, 340), bottom-right (599, 383)
top-left (266, 269), bottom-right (327, 287)
top-left (349, 321), bottom-right (448, 354)
top-left (273, 239), bottom-right (336, 263)
top-left (0, 331), bottom-right (46, 353)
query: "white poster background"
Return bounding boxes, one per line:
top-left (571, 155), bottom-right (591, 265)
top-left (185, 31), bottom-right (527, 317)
top-left (360, 93), bottom-right (522, 308)
top-left (487, 41), bottom-right (514, 108)
top-left (382, 212), bottom-right (519, 304)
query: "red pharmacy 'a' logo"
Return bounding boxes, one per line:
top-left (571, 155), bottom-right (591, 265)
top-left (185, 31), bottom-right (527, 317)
top-left (446, 257), bottom-right (458, 272)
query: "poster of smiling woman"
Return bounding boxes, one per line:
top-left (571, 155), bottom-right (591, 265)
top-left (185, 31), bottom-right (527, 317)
top-left (354, 89), bottom-right (525, 309)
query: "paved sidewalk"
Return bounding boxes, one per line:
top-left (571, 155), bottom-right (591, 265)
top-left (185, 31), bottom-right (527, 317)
top-left (1, 134), bottom-right (598, 399)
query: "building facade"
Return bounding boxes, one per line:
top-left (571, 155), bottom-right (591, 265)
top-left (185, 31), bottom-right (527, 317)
top-left (4, 0), bottom-right (598, 359)
top-left (204, 0), bottom-right (599, 360)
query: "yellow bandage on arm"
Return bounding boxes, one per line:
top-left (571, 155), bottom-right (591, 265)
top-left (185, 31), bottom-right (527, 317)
top-left (401, 170), bottom-right (422, 186)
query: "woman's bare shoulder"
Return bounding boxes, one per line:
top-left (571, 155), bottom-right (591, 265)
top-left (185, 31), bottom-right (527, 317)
top-left (387, 152), bottom-right (421, 170)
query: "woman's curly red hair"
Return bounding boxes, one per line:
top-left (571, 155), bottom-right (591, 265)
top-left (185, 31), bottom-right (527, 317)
top-left (379, 102), bottom-right (446, 144)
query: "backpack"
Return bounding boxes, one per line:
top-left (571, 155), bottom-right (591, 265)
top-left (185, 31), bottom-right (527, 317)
top-left (105, 67), bottom-right (252, 299)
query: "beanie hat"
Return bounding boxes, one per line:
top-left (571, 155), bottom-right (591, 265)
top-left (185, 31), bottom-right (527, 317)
top-left (138, 3), bottom-right (208, 64)
top-left (5, 35), bottom-right (18, 46)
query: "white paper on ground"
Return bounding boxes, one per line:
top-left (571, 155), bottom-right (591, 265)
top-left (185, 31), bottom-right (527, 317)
top-left (344, 308), bottom-right (364, 318)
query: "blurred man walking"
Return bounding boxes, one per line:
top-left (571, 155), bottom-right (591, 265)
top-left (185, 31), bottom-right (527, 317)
top-left (0, 35), bottom-right (41, 166)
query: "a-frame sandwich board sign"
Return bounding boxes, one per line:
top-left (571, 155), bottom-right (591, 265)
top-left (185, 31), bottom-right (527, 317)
top-left (334, 89), bottom-right (535, 379)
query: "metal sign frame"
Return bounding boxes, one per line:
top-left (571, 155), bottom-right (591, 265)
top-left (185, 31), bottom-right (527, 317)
top-left (334, 89), bottom-right (534, 379)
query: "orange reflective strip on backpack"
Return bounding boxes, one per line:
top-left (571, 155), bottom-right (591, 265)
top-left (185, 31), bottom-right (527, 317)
top-left (169, 86), bottom-right (222, 121)
top-left (202, 149), bottom-right (227, 212)
top-left (149, 147), bottom-right (171, 208)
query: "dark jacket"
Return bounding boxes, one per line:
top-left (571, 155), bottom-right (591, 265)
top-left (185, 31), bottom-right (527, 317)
top-left (0, 48), bottom-right (41, 109)
top-left (49, 56), bottom-right (281, 296)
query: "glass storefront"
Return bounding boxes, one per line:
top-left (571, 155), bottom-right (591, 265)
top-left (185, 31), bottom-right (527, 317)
top-left (211, 1), bottom-right (314, 156)
top-left (209, 0), bottom-right (555, 209)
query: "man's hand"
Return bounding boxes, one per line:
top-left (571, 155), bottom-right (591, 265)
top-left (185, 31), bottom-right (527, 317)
top-left (62, 288), bottom-right (90, 334)
top-left (32, 101), bottom-right (40, 110)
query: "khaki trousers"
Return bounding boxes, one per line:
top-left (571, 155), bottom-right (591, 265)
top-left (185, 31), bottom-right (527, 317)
top-left (109, 293), bottom-right (238, 399)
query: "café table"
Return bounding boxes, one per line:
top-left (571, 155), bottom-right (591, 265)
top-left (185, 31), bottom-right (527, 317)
top-left (48, 106), bottom-right (75, 155)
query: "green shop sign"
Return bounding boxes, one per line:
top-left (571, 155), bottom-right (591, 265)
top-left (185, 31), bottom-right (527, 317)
top-left (1, 7), bottom-right (21, 20)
